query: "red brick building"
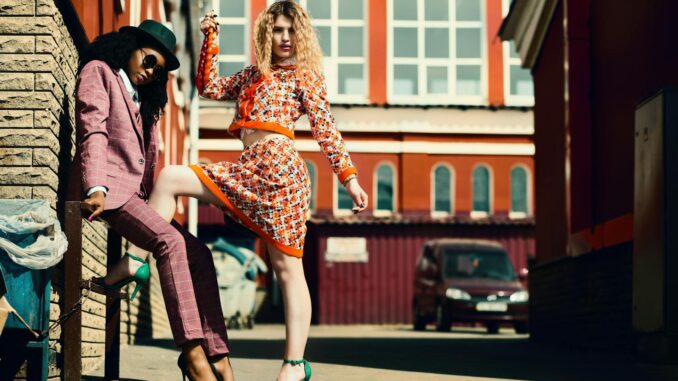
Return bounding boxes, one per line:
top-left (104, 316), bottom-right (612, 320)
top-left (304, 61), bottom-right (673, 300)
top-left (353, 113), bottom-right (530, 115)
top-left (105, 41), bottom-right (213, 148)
top-left (196, 0), bottom-right (536, 324)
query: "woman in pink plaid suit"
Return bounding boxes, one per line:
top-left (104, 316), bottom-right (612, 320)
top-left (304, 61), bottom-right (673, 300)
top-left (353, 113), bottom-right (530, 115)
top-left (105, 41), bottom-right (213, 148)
top-left (70, 20), bottom-right (233, 381)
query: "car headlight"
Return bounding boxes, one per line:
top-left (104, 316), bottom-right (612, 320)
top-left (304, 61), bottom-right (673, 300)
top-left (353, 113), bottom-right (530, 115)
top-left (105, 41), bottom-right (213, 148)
top-left (510, 291), bottom-right (529, 302)
top-left (445, 288), bottom-right (471, 300)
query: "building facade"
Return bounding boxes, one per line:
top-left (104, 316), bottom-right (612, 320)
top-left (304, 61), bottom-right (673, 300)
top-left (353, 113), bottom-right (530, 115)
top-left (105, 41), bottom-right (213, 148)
top-left (197, 0), bottom-right (536, 324)
top-left (0, 0), bottom-right (197, 377)
top-left (501, 0), bottom-right (678, 357)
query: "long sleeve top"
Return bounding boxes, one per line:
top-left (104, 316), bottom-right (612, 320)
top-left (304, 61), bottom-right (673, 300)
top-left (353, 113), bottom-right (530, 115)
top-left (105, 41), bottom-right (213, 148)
top-left (198, 59), bottom-right (358, 183)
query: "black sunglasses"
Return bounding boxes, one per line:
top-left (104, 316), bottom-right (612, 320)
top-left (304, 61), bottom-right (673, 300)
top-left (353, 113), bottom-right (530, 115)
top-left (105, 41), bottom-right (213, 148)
top-left (140, 48), bottom-right (165, 76)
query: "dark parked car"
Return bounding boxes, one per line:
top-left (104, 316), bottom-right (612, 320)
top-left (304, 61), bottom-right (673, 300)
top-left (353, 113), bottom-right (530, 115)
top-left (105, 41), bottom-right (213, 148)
top-left (412, 239), bottom-right (529, 334)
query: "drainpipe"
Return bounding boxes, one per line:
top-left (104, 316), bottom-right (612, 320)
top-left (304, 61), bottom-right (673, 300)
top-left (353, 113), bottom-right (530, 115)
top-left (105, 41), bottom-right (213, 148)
top-left (188, 93), bottom-right (199, 236)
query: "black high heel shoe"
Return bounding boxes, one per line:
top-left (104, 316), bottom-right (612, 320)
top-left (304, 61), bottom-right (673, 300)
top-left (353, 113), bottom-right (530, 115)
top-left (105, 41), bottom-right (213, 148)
top-left (177, 352), bottom-right (224, 381)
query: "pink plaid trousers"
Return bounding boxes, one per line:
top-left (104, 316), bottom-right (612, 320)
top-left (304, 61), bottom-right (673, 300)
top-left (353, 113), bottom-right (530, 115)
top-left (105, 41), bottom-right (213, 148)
top-left (104, 194), bottom-right (229, 357)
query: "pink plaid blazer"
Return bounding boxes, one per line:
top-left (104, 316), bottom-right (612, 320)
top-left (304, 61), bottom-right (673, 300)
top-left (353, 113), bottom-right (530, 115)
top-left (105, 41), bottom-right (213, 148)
top-left (68, 60), bottom-right (158, 210)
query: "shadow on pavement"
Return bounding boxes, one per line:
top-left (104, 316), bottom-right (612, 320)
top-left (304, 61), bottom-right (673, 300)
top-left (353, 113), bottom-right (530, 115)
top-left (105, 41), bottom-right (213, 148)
top-left (131, 331), bottom-right (676, 381)
top-left (82, 376), bottom-right (147, 381)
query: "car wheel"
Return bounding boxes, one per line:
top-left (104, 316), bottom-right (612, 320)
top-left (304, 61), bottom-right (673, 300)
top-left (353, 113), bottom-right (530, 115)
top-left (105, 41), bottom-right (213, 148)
top-left (413, 305), bottom-right (426, 331)
top-left (514, 322), bottom-right (529, 334)
top-left (486, 323), bottom-right (500, 334)
top-left (435, 304), bottom-right (452, 332)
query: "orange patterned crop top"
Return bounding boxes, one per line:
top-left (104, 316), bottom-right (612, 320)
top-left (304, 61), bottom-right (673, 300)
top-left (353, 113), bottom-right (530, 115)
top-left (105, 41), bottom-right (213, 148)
top-left (197, 56), bottom-right (358, 183)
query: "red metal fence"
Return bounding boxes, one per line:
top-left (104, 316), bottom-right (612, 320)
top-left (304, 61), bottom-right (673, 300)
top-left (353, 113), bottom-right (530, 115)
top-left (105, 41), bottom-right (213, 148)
top-left (304, 218), bottom-right (535, 324)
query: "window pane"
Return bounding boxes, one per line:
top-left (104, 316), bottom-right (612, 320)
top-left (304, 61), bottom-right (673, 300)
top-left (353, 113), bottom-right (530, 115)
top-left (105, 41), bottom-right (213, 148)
top-left (316, 26), bottom-right (331, 56)
top-left (394, 28), bottom-right (418, 57)
top-left (377, 165), bottom-right (394, 211)
top-left (220, 0), bottom-right (244, 17)
top-left (456, 0), bottom-right (481, 21)
top-left (219, 25), bottom-right (245, 55)
top-left (511, 167), bottom-right (528, 213)
top-left (394, 65), bottom-right (418, 95)
top-left (456, 65), bottom-right (481, 96)
top-left (339, 27), bottom-right (363, 57)
top-left (456, 28), bottom-right (481, 58)
top-left (338, 184), bottom-right (353, 209)
top-left (434, 166), bottom-right (451, 212)
top-left (308, 0), bottom-right (331, 19)
top-left (394, 0), bottom-right (417, 20)
top-left (425, 28), bottom-right (449, 58)
top-left (510, 65), bottom-right (533, 96)
top-left (219, 61), bottom-right (245, 77)
top-left (472, 166), bottom-right (490, 212)
top-left (339, 0), bottom-right (363, 19)
top-left (427, 66), bottom-right (447, 94)
top-left (338, 64), bottom-right (364, 95)
top-left (306, 161), bottom-right (316, 211)
top-left (425, 0), bottom-right (449, 21)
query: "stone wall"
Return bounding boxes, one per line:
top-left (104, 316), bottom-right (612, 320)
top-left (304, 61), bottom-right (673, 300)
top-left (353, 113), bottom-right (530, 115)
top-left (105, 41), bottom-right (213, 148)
top-left (0, 1), bottom-right (170, 379)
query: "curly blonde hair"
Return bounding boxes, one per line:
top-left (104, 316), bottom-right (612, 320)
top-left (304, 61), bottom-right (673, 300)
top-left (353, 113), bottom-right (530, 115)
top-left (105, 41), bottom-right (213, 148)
top-left (253, 0), bottom-right (323, 78)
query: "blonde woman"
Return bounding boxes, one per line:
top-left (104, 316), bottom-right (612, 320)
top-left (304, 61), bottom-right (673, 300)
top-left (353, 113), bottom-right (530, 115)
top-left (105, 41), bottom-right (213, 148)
top-left (194, 2), bottom-right (368, 379)
top-left (98, 1), bottom-right (368, 380)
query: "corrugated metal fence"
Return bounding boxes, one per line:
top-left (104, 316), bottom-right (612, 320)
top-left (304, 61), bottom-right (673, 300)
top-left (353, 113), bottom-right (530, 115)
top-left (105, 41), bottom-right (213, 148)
top-left (304, 220), bottom-right (535, 324)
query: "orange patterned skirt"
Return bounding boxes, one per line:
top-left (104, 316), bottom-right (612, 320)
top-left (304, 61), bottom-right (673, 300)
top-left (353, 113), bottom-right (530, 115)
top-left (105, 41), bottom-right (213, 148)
top-left (190, 136), bottom-right (310, 257)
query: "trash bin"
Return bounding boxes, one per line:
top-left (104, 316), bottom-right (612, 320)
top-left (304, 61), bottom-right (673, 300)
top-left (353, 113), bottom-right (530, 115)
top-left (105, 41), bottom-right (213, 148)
top-left (212, 237), bottom-right (267, 329)
top-left (237, 247), bottom-right (268, 329)
top-left (0, 199), bottom-right (67, 380)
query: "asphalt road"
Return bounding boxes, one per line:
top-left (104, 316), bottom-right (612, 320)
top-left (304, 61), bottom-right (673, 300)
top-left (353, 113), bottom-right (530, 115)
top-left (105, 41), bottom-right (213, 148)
top-left (87, 324), bottom-right (678, 381)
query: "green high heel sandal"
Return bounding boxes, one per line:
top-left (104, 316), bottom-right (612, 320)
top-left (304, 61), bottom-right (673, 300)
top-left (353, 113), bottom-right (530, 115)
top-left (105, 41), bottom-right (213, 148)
top-left (92, 252), bottom-right (150, 301)
top-left (283, 359), bottom-right (312, 381)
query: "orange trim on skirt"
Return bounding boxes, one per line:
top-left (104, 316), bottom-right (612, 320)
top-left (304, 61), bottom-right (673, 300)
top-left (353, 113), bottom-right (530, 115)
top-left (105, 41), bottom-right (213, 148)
top-left (189, 164), bottom-right (304, 257)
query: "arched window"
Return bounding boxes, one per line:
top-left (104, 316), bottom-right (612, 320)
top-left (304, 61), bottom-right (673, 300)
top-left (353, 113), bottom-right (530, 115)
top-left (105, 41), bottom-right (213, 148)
top-left (432, 164), bottom-right (453, 214)
top-left (336, 179), bottom-right (354, 211)
top-left (510, 166), bottom-right (529, 216)
top-left (305, 160), bottom-right (317, 212)
top-left (375, 163), bottom-right (395, 212)
top-left (472, 165), bottom-right (491, 215)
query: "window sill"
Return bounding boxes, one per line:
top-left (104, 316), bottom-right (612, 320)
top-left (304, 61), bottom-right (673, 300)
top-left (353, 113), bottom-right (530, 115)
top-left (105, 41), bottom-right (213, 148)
top-left (470, 211), bottom-right (490, 219)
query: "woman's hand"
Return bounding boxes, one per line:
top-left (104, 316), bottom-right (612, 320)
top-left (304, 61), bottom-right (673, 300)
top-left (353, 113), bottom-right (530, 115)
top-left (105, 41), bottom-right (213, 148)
top-left (345, 178), bottom-right (368, 214)
top-left (83, 191), bottom-right (105, 222)
top-left (200, 10), bottom-right (219, 35)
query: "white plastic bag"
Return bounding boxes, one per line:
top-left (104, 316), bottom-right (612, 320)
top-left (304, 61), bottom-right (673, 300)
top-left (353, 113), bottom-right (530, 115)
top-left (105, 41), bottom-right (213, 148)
top-left (0, 199), bottom-right (67, 270)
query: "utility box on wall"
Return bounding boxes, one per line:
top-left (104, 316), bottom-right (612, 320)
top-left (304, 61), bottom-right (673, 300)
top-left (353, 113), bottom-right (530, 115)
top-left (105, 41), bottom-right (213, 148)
top-left (633, 88), bottom-right (678, 360)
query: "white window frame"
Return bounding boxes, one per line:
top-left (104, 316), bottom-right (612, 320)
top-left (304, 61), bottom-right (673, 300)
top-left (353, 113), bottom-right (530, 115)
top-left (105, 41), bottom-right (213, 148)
top-left (268, 0), bottom-right (369, 103)
top-left (130, 0), bottom-right (141, 26)
top-left (470, 163), bottom-right (493, 218)
top-left (373, 161), bottom-right (397, 216)
top-left (430, 163), bottom-right (455, 218)
top-left (215, 0), bottom-right (251, 76)
top-left (509, 163), bottom-right (532, 219)
top-left (333, 176), bottom-right (353, 217)
top-left (387, 0), bottom-right (488, 105)
top-left (502, 0), bottom-right (534, 106)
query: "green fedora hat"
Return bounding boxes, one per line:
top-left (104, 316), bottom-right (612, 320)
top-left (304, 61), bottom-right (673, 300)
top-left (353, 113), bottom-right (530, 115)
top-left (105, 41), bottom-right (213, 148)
top-left (120, 19), bottom-right (180, 71)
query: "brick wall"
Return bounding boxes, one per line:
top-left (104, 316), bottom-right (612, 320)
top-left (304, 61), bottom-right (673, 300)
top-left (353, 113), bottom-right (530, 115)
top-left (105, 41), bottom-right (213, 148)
top-left (0, 1), bottom-right (170, 378)
top-left (529, 242), bottom-right (634, 351)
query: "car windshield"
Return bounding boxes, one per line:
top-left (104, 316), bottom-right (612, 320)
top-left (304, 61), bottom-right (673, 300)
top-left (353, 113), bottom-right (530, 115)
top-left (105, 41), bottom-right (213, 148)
top-left (442, 249), bottom-right (516, 281)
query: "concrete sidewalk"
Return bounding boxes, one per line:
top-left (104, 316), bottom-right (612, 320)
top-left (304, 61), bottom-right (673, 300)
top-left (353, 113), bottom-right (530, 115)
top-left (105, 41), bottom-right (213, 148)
top-left (87, 324), bottom-right (678, 381)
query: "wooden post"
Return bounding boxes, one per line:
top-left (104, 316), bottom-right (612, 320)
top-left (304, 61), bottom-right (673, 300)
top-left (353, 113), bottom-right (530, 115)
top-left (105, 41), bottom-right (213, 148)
top-left (105, 230), bottom-right (122, 380)
top-left (62, 201), bottom-right (82, 381)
